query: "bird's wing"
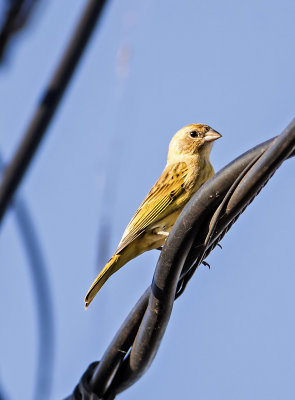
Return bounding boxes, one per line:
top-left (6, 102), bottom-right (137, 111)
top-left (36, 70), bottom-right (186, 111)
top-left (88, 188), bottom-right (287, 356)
top-left (116, 162), bottom-right (189, 253)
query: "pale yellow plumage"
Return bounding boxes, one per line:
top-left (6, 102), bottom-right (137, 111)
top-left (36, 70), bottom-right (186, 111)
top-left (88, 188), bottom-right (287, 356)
top-left (84, 123), bottom-right (221, 308)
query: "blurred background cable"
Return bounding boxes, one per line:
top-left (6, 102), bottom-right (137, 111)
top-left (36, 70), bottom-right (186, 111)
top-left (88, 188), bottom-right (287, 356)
top-left (13, 199), bottom-right (54, 400)
top-left (0, 0), bottom-right (109, 397)
top-left (0, 0), bottom-right (108, 226)
top-left (0, 0), bottom-right (41, 62)
top-left (0, 153), bottom-right (54, 400)
top-left (0, 383), bottom-right (7, 400)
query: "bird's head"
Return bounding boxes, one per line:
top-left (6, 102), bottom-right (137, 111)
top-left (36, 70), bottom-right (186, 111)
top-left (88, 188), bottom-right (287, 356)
top-left (167, 123), bottom-right (221, 163)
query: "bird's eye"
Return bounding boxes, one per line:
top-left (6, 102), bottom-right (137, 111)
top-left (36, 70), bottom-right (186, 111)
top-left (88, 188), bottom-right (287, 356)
top-left (190, 131), bottom-right (198, 138)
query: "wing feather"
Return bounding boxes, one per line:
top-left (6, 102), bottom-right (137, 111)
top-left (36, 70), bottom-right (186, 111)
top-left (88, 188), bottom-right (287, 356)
top-left (116, 162), bottom-right (188, 253)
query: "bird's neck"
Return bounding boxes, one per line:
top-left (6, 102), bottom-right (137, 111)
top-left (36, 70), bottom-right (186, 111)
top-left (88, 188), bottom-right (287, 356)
top-left (167, 144), bottom-right (212, 166)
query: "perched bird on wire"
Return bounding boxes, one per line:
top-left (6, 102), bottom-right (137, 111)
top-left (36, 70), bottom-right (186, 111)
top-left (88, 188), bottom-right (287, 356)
top-left (85, 123), bottom-right (221, 308)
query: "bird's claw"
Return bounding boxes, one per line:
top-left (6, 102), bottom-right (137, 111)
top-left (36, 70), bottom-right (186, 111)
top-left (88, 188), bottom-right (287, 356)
top-left (202, 260), bottom-right (210, 269)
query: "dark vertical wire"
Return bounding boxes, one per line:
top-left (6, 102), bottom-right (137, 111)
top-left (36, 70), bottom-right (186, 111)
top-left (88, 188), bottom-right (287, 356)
top-left (0, 0), bottom-right (109, 225)
top-left (0, 154), bottom-right (54, 400)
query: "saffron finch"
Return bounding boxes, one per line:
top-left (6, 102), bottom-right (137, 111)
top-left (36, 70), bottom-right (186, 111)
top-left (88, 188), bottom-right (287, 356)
top-left (85, 123), bottom-right (221, 308)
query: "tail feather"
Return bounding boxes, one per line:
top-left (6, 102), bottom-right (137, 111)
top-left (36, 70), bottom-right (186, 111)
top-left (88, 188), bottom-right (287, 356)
top-left (84, 254), bottom-right (121, 309)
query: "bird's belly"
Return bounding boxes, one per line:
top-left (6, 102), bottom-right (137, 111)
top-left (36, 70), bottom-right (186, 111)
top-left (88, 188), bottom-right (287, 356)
top-left (153, 209), bottom-right (182, 233)
top-left (141, 209), bottom-right (183, 251)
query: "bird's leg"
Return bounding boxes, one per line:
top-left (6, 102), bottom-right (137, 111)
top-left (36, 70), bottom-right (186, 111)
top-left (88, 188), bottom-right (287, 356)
top-left (155, 231), bottom-right (169, 250)
top-left (217, 243), bottom-right (222, 249)
top-left (157, 231), bottom-right (169, 237)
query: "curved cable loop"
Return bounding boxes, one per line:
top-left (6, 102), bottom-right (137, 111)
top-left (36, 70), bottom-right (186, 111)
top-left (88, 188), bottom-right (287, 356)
top-left (0, 154), bottom-right (55, 400)
top-left (13, 199), bottom-right (55, 400)
top-left (70, 119), bottom-right (295, 400)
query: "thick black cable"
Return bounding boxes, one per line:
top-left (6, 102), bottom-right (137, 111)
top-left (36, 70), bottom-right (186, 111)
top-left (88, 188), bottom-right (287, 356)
top-left (110, 139), bottom-right (295, 395)
top-left (77, 119), bottom-right (295, 399)
top-left (90, 288), bottom-right (150, 396)
top-left (89, 137), bottom-right (277, 396)
top-left (118, 121), bottom-right (295, 394)
top-left (176, 126), bottom-right (295, 298)
top-left (0, 154), bottom-right (54, 400)
top-left (0, 0), bottom-right (108, 225)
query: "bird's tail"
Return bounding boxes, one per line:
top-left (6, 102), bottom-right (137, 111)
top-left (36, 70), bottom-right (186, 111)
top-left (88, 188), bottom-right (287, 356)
top-left (84, 254), bottom-right (122, 309)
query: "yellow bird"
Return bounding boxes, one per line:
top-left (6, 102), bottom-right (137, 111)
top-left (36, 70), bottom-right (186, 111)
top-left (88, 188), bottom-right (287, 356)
top-left (85, 123), bottom-right (221, 308)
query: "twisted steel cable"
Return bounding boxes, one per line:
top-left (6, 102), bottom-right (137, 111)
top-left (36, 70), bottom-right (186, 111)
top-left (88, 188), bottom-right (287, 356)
top-left (68, 119), bottom-right (295, 399)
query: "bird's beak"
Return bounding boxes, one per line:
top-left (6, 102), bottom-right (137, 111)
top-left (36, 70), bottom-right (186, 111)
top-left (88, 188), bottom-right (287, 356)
top-left (204, 129), bottom-right (222, 142)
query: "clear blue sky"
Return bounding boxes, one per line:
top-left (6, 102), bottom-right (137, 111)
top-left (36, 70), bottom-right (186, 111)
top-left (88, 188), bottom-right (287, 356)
top-left (1, 0), bottom-right (295, 399)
